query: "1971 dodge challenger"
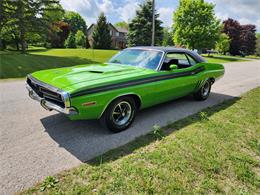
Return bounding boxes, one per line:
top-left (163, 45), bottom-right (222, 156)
top-left (26, 47), bottom-right (224, 132)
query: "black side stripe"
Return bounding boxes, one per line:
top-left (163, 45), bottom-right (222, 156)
top-left (70, 66), bottom-right (205, 98)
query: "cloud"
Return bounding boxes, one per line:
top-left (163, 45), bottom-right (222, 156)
top-left (117, 0), bottom-right (139, 22)
top-left (60, 0), bottom-right (100, 24)
top-left (59, 0), bottom-right (260, 31)
top-left (208, 0), bottom-right (260, 31)
top-left (158, 7), bottom-right (174, 27)
top-left (99, 0), bottom-right (115, 14)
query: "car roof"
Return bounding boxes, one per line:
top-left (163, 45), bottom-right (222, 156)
top-left (127, 46), bottom-right (205, 63)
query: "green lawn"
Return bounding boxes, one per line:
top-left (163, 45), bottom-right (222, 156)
top-left (202, 54), bottom-right (246, 63)
top-left (21, 88), bottom-right (260, 194)
top-left (0, 48), bottom-right (247, 79)
top-left (0, 49), bottom-right (118, 79)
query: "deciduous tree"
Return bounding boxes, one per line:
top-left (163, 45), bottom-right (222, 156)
top-left (223, 19), bottom-right (257, 56)
top-left (162, 27), bottom-right (174, 46)
top-left (1, 0), bottom-right (61, 53)
top-left (215, 33), bottom-right (230, 55)
top-left (127, 0), bottom-right (163, 46)
top-left (240, 24), bottom-right (256, 55)
top-left (75, 30), bottom-right (86, 48)
top-left (114, 21), bottom-right (128, 29)
top-left (64, 32), bottom-right (76, 48)
top-left (223, 18), bottom-right (242, 55)
top-left (64, 11), bottom-right (87, 34)
top-left (256, 33), bottom-right (260, 56)
top-left (173, 0), bottom-right (221, 52)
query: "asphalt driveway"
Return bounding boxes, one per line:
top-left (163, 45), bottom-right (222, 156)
top-left (1, 60), bottom-right (260, 194)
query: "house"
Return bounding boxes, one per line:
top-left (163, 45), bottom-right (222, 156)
top-left (87, 23), bottom-right (128, 49)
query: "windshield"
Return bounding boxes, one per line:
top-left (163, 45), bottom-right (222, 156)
top-left (108, 49), bottom-right (163, 70)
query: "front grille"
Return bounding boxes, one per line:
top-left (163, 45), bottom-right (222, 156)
top-left (27, 77), bottom-right (65, 108)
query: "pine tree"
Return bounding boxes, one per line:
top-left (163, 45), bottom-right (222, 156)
top-left (127, 0), bottom-right (163, 46)
top-left (92, 13), bottom-right (111, 49)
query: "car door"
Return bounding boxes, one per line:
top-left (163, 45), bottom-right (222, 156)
top-left (158, 52), bottom-right (202, 100)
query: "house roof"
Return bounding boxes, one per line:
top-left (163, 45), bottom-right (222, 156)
top-left (87, 23), bottom-right (128, 34)
top-left (115, 27), bottom-right (128, 33)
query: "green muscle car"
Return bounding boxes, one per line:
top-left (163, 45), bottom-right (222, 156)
top-left (26, 47), bottom-right (224, 132)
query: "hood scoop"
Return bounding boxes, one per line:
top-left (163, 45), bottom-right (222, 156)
top-left (87, 70), bottom-right (104, 73)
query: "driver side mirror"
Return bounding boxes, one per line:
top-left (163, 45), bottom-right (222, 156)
top-left (169, 64), bottom-right (178, 70)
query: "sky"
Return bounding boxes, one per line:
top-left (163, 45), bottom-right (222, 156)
top-left (60, 0), bottom-right (260, 32)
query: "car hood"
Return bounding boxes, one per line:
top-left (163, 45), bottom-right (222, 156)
top-left (31, 63), bottom-right (156, 93)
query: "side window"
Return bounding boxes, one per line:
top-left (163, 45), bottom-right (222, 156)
top-left (186, 54), bottom-right (197, 66)
top-left (166, 53), bottom-right (190, 67)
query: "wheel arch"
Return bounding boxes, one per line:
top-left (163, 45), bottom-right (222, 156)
top-left (208, 77), bottom-right (215, 85)
top-left (99, 93), bottom-right (142, 119)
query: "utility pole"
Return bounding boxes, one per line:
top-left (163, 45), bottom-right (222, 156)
top-left (151, 0), bottom-right (155, 46)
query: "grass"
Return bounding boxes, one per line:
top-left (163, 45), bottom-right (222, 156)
top-left (0, 48), bottom-right (118, 79)
top-left (245, 55), bottom-right (260, 60)
top-left (1, 48), bottom-right (247, 79)
top-left (21, 88), bottom-right (260, 194)
top-left (202, 54), bottom-right (246, 63)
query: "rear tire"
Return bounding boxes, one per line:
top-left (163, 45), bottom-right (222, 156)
top-left (100, 97), bottom-right (137, 133)
top-left (194, 80), bottom-right (211, 101)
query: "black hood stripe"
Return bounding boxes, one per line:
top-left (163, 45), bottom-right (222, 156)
top-left (70, 66), bottom-right (205, 98)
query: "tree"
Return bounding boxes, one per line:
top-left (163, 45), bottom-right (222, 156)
top-left (75, 30), bottom-right (86, 48)
top-left (114, 21), bottom-right (128, 29)
top-left (173, 0), bottom-right (221, 51)
top-left (47, 21), bottom-right (70, 48)
top-left (43, 3), bottom-right (66, 48)
top-left (64, 32), bottom-right (76, 48)
top-left (215, 33), bottom-right (230, 55)
top-left (223, 19), bottom-right (257, 56)
top-left (64, 11), bottom-right (87, 34)
top-left (1, 0), bottom-right (61, 53)
top-left (223, 18), bottom-right (242, 55)
top-left (256, 33), bottom-right (260, 56)
top-left (240, 24), bottom-right (256, 55)
top-left (162, 27), bottom-right (174, 46)
top-left (92, 13), bottom-right (111, 49)
top-left (127, 0), bottom-right (163, 46)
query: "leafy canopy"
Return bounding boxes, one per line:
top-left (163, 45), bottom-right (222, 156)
top-left (255, 33), bottom-right (260, 56)
top-left (92, 13), bottom-right (111, 49)
top-left (223, 18), bottom-right (257, 55)
top-left (114, 21), bottom-right (128, 29)
top-left (127, 0), bottom-right (163, 46)
top-left (64, 11), bottom-right (87, 34)
top-left (0, 0), bottom-right (61, 52)
top-left (162, 27), bottom-right (174, 46)
top-left (64, 32), bottom-right (76, 48)
top-left (173, 0), bottom-right (221, 51)
top-left (75, 30), bottom-right (86, 48)
top-left (215, 33), bottom-right (230, 54)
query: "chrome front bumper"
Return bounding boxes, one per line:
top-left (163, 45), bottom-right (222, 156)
top-left (26, 84), bottom-right (77, 115)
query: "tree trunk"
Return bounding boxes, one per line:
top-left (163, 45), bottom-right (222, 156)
top-left (17, 0), bottom-right (26, 53)
top-left (16, 40), bottom-right (20, 51)
top-left (0, 39), bottom-right (3, 50)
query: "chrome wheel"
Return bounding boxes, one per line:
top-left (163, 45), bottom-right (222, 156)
top-left (202, 81), bottom-right (210, 97)
top-left (112, 101), bottom-right (132, 126)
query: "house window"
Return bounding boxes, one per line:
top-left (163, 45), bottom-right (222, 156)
top-left (110, 30), bottom-right (112, 36)
top-left (116, 32), bottom-right (119, 37)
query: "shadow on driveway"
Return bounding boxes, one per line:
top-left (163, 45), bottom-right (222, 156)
top-left (41, 92), bottom-right (238, 162)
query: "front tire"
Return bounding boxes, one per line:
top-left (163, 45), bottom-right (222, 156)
top-left (100, 97), bottom-right (137, 133)
top-left (194, 80), bottom-right (211, 101)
